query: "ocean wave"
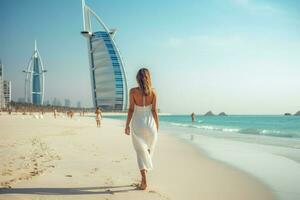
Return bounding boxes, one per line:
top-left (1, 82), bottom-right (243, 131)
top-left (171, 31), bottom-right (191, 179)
top-left (222, 128), bottom-right (240, 132)
top-left (169, 122), bottom-right (239, 132)
top-left (238, 128), bottom-right (298, 138)
top-left (170, 123), bottom-right (190, 127)
top-left (169, 122), bottom-right (299, 138)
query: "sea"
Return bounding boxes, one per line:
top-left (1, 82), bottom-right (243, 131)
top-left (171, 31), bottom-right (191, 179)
top-left (105, 114), bottom-right (300, 200)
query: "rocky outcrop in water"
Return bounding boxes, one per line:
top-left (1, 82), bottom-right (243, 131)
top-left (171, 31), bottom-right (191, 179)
top-left (284, 113), bottom-right (291, 116)
top-left (294, 111), bottom-right (300, 116)
top-left (204, 111), bottom-right (215, 116)
top-left (218, 112), bottom-right (227, 116)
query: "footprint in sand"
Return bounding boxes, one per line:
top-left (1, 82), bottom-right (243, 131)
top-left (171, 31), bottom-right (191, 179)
top-left (65, 175), bottom-right (72, 177)
top-left (1, 169), bottom-right (13, 176)
top-left (104, 177), bottom-right (114, 185)
top-left (30, 168), bottom-right (42, 176)
top-left (90, 168), bottom-right (98, 174)
top-left (0, 138), bottom-right (60, 188)
top-left (1, 182), bottom-right (12, 188)
top-left (148, 190), bottom-right (170, 200)
top-left (20, 173), bottom-right (32, 180)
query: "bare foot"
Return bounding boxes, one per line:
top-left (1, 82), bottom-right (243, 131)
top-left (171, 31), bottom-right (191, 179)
top-left (139, 179), bottom-right (147, 190)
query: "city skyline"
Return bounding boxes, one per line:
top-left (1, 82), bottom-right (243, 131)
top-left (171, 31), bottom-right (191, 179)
top-left (1, 0), bottom-right (300, 114)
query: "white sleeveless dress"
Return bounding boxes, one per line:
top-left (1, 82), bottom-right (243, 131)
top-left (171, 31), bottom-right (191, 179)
top-left (131, 96), bottom-right (157, 171)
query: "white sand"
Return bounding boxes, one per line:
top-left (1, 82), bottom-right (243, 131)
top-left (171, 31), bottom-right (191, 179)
top-left (0, 113), bottom-right (275, 200)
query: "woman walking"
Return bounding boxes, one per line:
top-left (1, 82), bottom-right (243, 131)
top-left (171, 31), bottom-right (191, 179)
top-left (125, 68), bottom-right (159, 190)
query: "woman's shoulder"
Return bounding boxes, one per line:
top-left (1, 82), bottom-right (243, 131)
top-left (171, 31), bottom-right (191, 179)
top-left (151, 88), bottom-right (156, 95)
top-left (130, 87), bottom-right (139, 93)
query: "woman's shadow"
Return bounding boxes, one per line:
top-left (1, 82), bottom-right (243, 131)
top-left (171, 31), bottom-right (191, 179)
top-left (0, 185), bottom-right (138, 195)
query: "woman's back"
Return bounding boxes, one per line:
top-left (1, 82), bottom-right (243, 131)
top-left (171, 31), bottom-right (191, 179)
top-left (131, 87), bottom-right (155, 107)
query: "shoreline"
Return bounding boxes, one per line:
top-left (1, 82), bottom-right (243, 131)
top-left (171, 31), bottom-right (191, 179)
top-left (160, 123), bottom-right (300, 200)
top-left (0, 113), bottom-right (275, 200)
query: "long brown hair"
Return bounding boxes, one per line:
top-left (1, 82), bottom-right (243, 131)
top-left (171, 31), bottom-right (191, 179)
top-left (136, 68), bottom-right (152, 96)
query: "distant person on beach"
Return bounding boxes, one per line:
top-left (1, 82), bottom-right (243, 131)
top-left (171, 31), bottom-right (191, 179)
top-left (95, 107), bottom-right (102, 127)
top-left (191, 112), bottom-right (196, 122)
top-left (53, 109), bottom-right (57, 119)
top-left (70, 110), bottom-right (74, 119)
top-left (125, 68), bottom-right (159, 190)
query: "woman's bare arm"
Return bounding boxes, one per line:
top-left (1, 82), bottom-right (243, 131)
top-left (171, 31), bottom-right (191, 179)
top-left (151, 91), bottom-right (159, 131)
top-left (125, 89), bottom-right (135, 135)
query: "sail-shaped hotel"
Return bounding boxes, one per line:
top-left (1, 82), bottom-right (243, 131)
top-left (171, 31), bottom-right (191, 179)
top-left (22, 41), bottom-right (47, 105)
top-left (81, 0), bottom-right (128, 111)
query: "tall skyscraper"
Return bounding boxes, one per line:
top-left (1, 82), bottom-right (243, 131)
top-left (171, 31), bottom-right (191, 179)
top-left (0, 60), bottom-right (4, 108)
top-left (44, 100), bottom-right (50, 106)
top-left (64, 99), bottom-right (71, 107)
top-left (81, 0), bottom-right (128, 111)
top-left (23, 41), bottom-right (47, 105)
top-left (77, 101), bottom-right (81, 108)
top-left (18, 98), bottom-right (25, 103)
top-left (52, 98), bottom-right (62, 107)
top-left (3, 80), bottom-right (11, 107)
top-left (0, 60), bottom-right (11, 108)
top-left (0, 60), bottom-right (2, 77)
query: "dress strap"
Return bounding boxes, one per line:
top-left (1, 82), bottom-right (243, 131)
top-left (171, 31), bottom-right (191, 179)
top-left (142, 95), bottom-right (145, 107)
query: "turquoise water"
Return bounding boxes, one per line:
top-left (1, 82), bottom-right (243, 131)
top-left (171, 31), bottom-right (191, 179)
top-left (106, 115), bottom-right (300, 139)
top-left (105, 114), bottom-right (300, 200)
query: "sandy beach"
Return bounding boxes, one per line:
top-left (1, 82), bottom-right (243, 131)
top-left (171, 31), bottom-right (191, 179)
top-left (0, 113), bottom-right (275, 200)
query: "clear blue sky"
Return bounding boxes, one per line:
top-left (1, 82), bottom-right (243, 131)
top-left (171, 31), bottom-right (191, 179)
top-left (1, 0), bottom-right (300, 114)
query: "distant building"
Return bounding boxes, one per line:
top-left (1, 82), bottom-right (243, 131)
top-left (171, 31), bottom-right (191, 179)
top-left (44, 100), bottom-right (50, 106)
top-left (3, 80), bottom-right (11, 106)
top-left (77, 101), bottom-right (81, 108)
top-left (0, 60), bottom-right (4, 108)
top-left (0, 61), bottom-right (2, 77)
top-left (81, 0), bottom-right (128, 111)
top-left (0, 60), bottom-right (11, 108)
top-left (52, 98), bottom-right (62, 106)
top-left (64, 99), bottom-right (71, 107)
top-left (18, 98), bottom-right (25, 103)
top-left (23, 41), bottom-right (47, 105)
